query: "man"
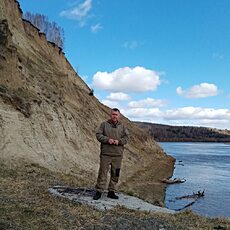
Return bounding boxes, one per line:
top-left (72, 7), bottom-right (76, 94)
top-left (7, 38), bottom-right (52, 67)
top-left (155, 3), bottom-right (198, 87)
top-left (93, 108), bottom-right (129, 200)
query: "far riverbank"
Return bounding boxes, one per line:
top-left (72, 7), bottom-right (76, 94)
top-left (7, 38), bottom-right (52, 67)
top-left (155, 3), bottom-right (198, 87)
top-left (135, 122), bottom-right (230, 142)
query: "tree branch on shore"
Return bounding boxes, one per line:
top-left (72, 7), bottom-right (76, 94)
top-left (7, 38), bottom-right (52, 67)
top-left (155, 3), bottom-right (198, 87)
top-left (176, 190), bottom-right (205, 200)
top-left (174, 190), bottom-right (205, 211)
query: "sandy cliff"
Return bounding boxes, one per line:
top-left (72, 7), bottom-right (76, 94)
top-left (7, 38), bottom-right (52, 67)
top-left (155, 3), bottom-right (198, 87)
top-left (0, 0), bottom-right (174, 203)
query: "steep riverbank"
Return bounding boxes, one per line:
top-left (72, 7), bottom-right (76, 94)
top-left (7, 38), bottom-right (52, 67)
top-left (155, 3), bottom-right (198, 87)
top-left (0, 0), bottom-right (174, 206)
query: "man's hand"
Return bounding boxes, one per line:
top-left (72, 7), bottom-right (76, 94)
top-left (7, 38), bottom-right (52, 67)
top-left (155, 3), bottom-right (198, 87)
top-left (108, 139), bottom-right (114, 144)
top-left (113, 140), bottom-right (119, 145)
top-left (108, 139), bottom-right (119, 145)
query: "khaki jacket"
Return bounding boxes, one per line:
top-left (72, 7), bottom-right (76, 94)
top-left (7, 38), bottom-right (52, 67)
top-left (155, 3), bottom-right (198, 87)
top-left (96, 119), bottom-right (129, 156)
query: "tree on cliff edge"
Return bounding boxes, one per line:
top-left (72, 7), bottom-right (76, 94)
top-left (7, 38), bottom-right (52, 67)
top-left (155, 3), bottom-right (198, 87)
top-left (23, 12), bottom-right (65, 49)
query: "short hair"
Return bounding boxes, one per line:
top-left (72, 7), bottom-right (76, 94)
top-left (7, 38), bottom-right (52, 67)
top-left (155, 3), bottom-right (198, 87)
top-left (112, 108), bottom-right (120, 113)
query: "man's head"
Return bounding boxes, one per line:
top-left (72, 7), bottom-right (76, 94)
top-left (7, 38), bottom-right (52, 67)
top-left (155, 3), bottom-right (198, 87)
top-left (110, 108), bottom-right (120, 123)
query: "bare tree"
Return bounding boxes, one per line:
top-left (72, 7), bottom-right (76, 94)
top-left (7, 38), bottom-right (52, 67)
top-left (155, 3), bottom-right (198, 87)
top-left (23, 12), bottom-right (65, 49)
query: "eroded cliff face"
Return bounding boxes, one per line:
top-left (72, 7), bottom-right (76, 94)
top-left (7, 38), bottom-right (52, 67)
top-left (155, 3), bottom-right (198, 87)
top-left (0, 0), bottom-right (174, 203)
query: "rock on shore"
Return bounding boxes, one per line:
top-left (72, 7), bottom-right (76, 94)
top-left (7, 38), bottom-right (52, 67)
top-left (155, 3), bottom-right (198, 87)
top-left (49, 186), bottom-right (175, 214)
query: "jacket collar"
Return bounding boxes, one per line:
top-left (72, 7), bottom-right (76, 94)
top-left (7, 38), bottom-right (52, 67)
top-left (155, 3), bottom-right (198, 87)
top-left (108, 119), bottom-right (121, 127)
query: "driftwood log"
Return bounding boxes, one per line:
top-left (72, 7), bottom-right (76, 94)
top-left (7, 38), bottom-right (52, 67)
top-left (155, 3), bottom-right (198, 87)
top-left (161, 177), bottom-right (186, 184)
top-left (176, 190), bottom-right (205, 200)
top-left (174, 190), bottom-right (205, 211)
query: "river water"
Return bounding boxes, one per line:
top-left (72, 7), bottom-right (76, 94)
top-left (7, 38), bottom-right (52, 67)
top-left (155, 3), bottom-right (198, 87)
top-left (159, 142), bottom-right (230, 217)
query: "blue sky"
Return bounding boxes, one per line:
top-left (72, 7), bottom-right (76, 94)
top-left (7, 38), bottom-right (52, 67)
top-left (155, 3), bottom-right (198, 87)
top-left (19, 0), bottom-right (230, 129)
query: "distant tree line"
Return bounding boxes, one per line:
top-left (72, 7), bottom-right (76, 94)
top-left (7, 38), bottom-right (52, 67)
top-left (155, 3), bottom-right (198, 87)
top-left (23, 12), bottom-right (65, 49)
top-left (135, 122), bottom-right (230, 142)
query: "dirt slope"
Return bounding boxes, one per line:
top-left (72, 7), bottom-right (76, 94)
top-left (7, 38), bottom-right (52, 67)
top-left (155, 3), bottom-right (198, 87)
top-left (0, 0), bottom-right (174, 204)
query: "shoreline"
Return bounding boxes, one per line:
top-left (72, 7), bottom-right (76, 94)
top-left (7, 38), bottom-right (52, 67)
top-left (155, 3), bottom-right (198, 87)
top-left (1, 161), bottom-right (229, 229)
top-left (161, 142), bottom-right (230, 218)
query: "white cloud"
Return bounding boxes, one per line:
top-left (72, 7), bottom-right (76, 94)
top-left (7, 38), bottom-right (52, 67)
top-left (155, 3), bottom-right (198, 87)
top-left (60, 0), bottom-right (92, 26)
top-left (198, 119), bottom-right (229, 127)
top-left (92, 66), bottom-right (161, 92)
top-left (122, 108), bottom-right (162, 120)
top-left (122, 40), bottom-right (138, 49)
top-left (91, 23), bottom-right (103, 33)
top-left (119, 106), bottom-right (230, 129)
top-left (128, 97), bottom-right (167, 108)
top-left (164, 107), bottom-right (230, 120)
top-left (162, 107), bottom-right (230, 129)
top-left (101, 100), bottom-right (119, 108)
top-left (106, 92), bottom-right (131, 101)
top-left (176, 83), bottom-right (219, 98)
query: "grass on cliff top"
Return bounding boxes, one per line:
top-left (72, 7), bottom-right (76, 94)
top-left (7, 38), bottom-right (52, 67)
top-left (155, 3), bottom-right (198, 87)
top-left (0, 162), bottom-right (229, 230)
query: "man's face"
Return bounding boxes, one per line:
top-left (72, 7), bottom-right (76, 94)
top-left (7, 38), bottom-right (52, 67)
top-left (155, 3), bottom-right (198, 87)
top-left (111, 110), bottom-right (120, 123)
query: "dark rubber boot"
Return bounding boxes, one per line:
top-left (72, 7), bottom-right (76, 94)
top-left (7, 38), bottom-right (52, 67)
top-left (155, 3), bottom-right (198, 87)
top-left (93, 191), bottom-right (102, 200)
top-left (107, 191), bottom-right (119, 199)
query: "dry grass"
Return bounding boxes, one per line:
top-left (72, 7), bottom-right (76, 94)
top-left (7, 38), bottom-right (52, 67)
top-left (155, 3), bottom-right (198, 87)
top-left (0, 162), bottom-right (229, 230)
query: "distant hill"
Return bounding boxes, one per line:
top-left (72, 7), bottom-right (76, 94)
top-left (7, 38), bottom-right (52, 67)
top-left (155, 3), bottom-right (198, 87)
top-left (135, 122), bottom-right (230, 142)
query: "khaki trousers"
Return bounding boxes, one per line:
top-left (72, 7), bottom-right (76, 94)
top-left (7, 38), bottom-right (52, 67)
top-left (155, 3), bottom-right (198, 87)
top-left (95, 155), bottom-right (122, 192)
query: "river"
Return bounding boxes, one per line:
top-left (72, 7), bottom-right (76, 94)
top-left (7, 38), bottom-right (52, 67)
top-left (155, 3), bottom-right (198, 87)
top-left (159, 142), bottom-right (230, 217)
